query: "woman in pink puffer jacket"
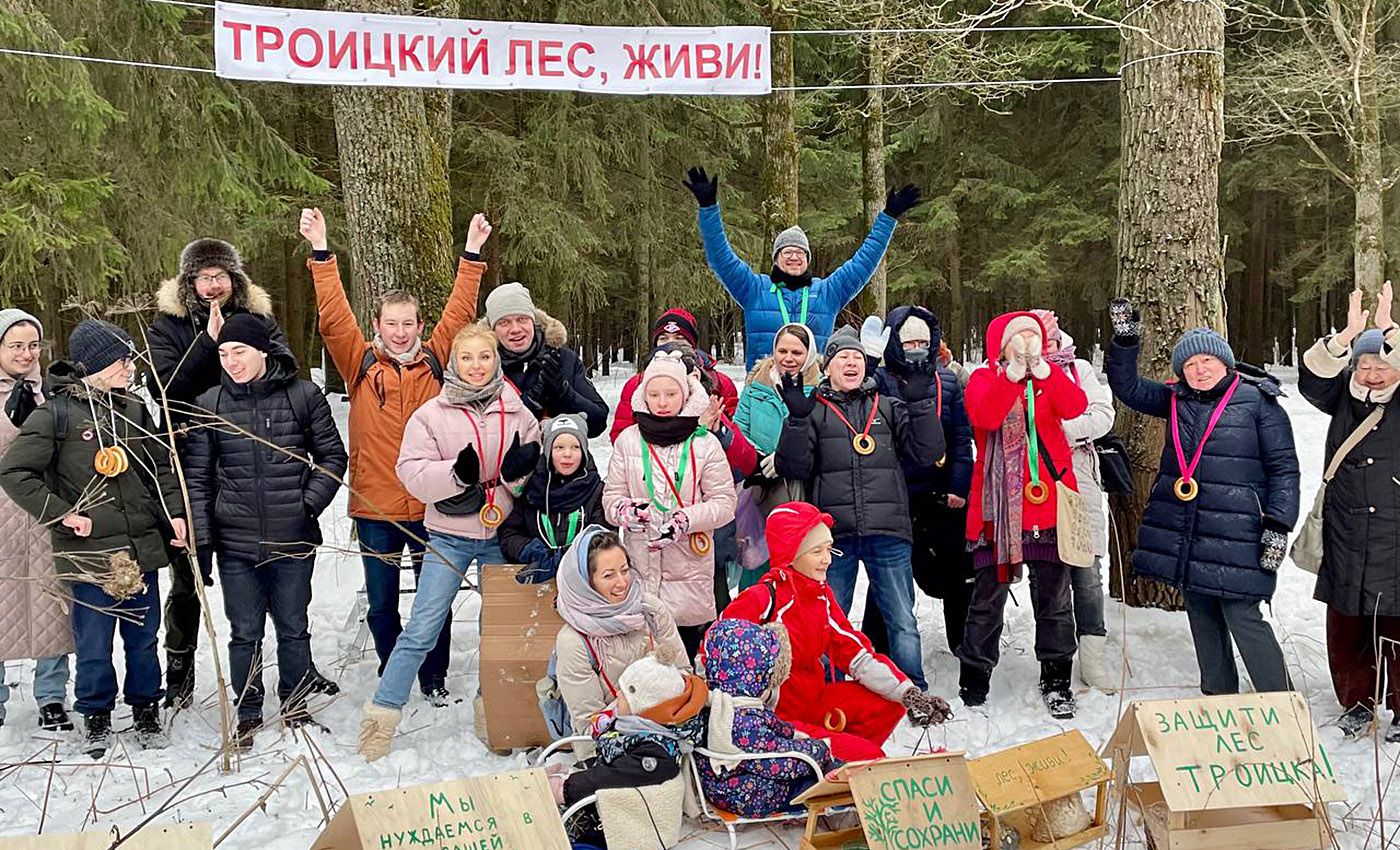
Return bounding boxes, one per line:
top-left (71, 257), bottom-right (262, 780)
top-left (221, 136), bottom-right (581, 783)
top-left (605, 351), bottom-right (737, 658)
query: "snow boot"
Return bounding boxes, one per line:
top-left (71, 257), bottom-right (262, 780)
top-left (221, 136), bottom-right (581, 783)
top-left (1040, 661), bottom-right (1076, 720)
top-left (305, 667), bottom-right (340, 697)
top-left (163, 650), bottom-right (195, 709)
top-left (83, 712), bottom-right (113, 759)
top-left (424, 685), bottom-right (452, 708)
top-left (234, 718), bottom-right (260, 752)
top-left (357, 702), bottom-right (401, 762)
top-left (39, 703), bottom-right (74, 732)
top-left (1336, 704), bottom-right (1375, 740)
top-left (1077, 634), bottom-right (1116, 692)
top-left (1387, 717), bottom-right (1400, 745)
top-left (959, 664), bottom-right (990, 708)
top-left (132, 703), bottom-right (169, 750)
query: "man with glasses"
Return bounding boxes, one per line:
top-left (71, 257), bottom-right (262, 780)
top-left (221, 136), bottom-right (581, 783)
top-left (148, 238), bottom-right (292, 709)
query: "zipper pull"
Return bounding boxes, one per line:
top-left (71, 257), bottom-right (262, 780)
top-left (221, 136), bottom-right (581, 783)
top-left (1032, 525), bottom-right (1041, 540)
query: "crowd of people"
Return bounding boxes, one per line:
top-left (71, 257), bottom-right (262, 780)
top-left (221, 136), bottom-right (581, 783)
top-left (1, 166), bottom-right (1398, 837)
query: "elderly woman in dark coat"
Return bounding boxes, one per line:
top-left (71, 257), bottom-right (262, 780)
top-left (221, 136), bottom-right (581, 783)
top-left (1299, 284), bottom-right (1400, 743)
top-left (1106, 299), bottom-right (1299, 697)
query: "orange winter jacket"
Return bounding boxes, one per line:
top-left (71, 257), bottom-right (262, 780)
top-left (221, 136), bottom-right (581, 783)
top-left (311, 254), bottom-right (484, 521)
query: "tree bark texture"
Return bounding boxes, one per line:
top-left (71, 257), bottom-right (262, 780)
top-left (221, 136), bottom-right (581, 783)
top-left (329, 0), bottom-right (454, 325)
top-left (861, 21), bottom-right (887, 316)
top-left (760, 3), bottom-right (799, 248)
top-left (1352, 15), bottom-right (1386, 292)
top-left (1111, 0), bottom-right (1226, 611)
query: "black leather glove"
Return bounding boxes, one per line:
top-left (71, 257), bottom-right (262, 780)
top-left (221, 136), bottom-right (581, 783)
top-left (779, 372), bottom-right (817, 418)
top-left (683, 166), bottom-right (719, 207)
top-left (537, 347), bottom-right (565, 400)
top-left (884, 183), bottom-right (923, 219)
top-left (1110, 297), bottom-right (1142, 343)
top-left (453, 443), bottom-right (480, 485)
top-left (5, 384), bottom-right (36, 427)
top-left (500, 433), bottom-right (541, 481)
top-left (902, 361), bottom-right (936, 403)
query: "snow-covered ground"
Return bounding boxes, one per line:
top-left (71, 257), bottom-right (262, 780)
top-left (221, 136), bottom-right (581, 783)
top-left (0, 360), bottom-right (1396, 849)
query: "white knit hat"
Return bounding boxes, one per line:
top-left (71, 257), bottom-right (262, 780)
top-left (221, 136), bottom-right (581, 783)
top-left (484, 282), bottom-right (536, 327)
top-left (618, 655), bottom-right (686, 716)
top-left (1000, 315), bottom-right (1042, 355)
top-left (899, 316), bottom-right (932, 345)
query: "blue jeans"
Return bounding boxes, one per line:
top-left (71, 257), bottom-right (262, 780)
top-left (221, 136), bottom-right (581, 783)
top-left (72, 573), bottom-right (163, 715)
top-left (358, 519), bottom-right (450, 692)
top-left (219, 554), bottom-right (314, 722)
top-left (0, 656), bottom-right (70, 719)
top-left (827, 535), bottom-right (926, 689)
top-left (373, 533), bottom-right (501, 710)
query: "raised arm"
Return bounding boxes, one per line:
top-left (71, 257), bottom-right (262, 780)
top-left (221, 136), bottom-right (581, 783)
top-left (686, 166), bottom-right (765, 306)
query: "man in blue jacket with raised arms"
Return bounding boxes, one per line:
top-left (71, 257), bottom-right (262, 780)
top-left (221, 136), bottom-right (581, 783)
top-left (683, 166), bottom-right (923, 370)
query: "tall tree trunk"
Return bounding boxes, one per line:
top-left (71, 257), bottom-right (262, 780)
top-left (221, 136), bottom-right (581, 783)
top-left (860, 18), bottom-right (887, 315)
top-left (329, 0), bottom-right (454, 324)
top-left (1111, 0), bottom-right (1226, 610)
top-left (948, 221), bottom-right (963, 351)
top-left (1352, 15), bottom-right (1386, 293)
top-left (760, 3), bottom-right (799, 247)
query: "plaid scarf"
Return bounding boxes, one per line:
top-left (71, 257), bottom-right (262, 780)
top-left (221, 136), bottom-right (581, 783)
top-left (982, 395), bottom-right (1027, 567)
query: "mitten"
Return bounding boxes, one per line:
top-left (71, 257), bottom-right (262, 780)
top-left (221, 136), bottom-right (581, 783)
top-left (618, 500), bottom-right (652, 532)
top-left (902, 360), bottom-right (936, 402)
top-left (902, 688), bottom-right (954, 727)
top-left (780, 372), bottom-right (817, 418)
top-left (648, 510), bottom-right (692, 551)
top-left (860, 315), bottom-right (890, 360)
top-left (1110, 297), bottom-right (1142, 342)
top-left (1260, 528), bottom-right (1288, 572)
top-left (499, 433), bottom-right (541, 481)
top-left (453, 444), bottom-right (480, 485)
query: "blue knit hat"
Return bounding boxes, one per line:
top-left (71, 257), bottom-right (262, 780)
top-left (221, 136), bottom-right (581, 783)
top-left (1351, 329), bottom-right (1386, 365)
top-left (68, 319), bottom-right (134, 377)
top-left (1171, 328), bottom-right (1236, 378)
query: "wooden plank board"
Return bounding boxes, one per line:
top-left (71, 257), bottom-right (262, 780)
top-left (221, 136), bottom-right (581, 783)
top-left (477, 563), bottom-right (565, 749)
top-left (0, 823), bottom-right (211, 850)
top-left (309, 768), bottom-right (569, 850)
top-left (846, 753), bottom-right (981, 850)
top-left (968, 730), bottom-right (1109, 816)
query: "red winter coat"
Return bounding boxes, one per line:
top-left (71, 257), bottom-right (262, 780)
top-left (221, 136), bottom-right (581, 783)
top-left (610, 360), bottom-right (739, 442)
top-left (964, 311), bottom-right (1089, 540)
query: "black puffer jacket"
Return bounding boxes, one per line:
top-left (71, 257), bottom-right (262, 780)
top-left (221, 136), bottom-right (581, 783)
top-left (1107, 339), bottom-right (1299, 601)
top-left (185, 349), bottom-right (347, 563)
top-left (775, 379), bottom-right (945, 541)
top-left (148, 275), bottom-right (287, 431)
top-left (499, 310), bottom-right (609, 438)
top-left (498, 451), bottom-right (611, 583)
top-left (1299, 343), bottom-right (1400, 617)
top-left (875, 306), bottom-right (974, 499)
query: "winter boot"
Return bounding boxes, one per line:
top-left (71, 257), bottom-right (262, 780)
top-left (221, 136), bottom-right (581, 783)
top-left (1076, 634), bottom-right (1117, 692)
top-left (305, 667), bottom-right (340, 696)
top-left (39, 703), bottom-right (74, 732)
top-left (83, 712), bottom-right (113, 759)
top-left (424, 684), bottom-right (452, 708)
top-left (357, 702), bottom-right (401, 762)
top-left (234, 718), bottom-right (261, 752)
top-left (163, 651), bottom-right (195, 709)
top-left (1336, 704), bottom-right (1375, 740)
top-left (958, 664), bottom-right (990, 708)
top-left (1040, 661), bottom-right (1076, 720)
top-left (1387, 716), bottom-right (1400, 745)
top-left (132, 704), bottom-right (169, 750)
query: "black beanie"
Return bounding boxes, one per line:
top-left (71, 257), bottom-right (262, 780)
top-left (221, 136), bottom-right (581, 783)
top-left (218, 314), bottom-right (271, 352)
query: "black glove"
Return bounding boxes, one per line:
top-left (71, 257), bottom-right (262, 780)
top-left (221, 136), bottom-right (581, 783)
top-left (4, 383), bottom-right (36, 427)
top-left (883, 183), bottom-right (923, 219)
top-left (902, 361), bottom-right (936, 403)
top-left (779, 372), bottom-right (817, 418)
top-left (902, 688), bottom-right (954, 727)
top-left (683, 166), bottom-right (719, 207)
top-left (500, 433), bottom-right (541, 481)
top-left (453, 443), bottom-right (480, 485)
top-left (1110, 297), bottom-right (1142, 342)
top-left (537, 347), bottom-right (565, 399)
top-left (1260, 529), bottom-right (1288, 573)
top-left (197, 547), bottom-right (215, 587)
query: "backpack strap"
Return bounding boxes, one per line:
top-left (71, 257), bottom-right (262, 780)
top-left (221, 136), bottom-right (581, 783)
top-left (581, 634), bottom-right (617, 698)
top-left (51, 394), bottom-right (69, 442)
top-left (286, 383), bottom-right (317, 452)
top-left (355, 346), bottom-right (446, 387)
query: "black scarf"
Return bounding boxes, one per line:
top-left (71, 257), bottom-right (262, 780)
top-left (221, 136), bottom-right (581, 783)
top-left (524, 453), bottom-right (601, 514)
top-left (635, 411), bottom-right (702, 446)
top-left (499, 329), bottom-right (544, 370)
top-left (770, 266), bottom-right (813, 291)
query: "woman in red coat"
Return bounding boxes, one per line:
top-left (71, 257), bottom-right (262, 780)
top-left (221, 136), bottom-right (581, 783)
top-left (960, 311), bottom-right (1088, 718)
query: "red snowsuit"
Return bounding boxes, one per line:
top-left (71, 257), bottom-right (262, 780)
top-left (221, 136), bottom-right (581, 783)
top-left (722, 503), bottom-right (909, 762)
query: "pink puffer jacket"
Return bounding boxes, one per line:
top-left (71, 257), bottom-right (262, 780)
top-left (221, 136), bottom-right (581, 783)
top-left (603, 378), bottom-right (738, 626)
top-left (396, 381), bottom-right (541, 540)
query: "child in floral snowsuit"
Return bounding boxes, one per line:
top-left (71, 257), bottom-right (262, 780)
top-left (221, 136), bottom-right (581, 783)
top-left (697, 618), bottom-right (839, 818)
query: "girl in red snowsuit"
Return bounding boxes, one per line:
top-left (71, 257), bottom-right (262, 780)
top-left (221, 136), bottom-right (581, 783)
top-left (721, 501), bottom-right (950, 761)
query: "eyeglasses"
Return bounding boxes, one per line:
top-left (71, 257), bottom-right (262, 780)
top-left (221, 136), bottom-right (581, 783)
top-left (777, 248), bottom-right (807, 260)
top-left (195, 272), bottom-right (232, 286)
top-left (4, 342), bottom-right (41, 354)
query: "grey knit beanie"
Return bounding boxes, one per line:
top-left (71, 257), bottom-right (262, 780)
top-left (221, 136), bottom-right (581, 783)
top-left (68, 319), bottom-right (134, 376)
top-left (543, 413), bottom-right (592, 464)
top-left (1351, 329), bottom-right (1386, 365)
top-left (484, 282), bottom-right (536, 327)
top-left (771, 225), bottom-right (811, 263)
top-left (823, 325), bottom-right (863, 366)
top-left (1171, 328), bottom-right (1236, 378)
top-left (0, 309), bottom-right (42, 343)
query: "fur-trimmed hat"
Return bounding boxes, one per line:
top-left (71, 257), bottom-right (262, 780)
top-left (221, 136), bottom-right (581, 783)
top-left (176, 237), bottom-right (252, 315)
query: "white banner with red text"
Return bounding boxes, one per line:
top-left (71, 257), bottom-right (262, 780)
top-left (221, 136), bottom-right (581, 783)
top-left (213, 2), bottom-right (770, 95)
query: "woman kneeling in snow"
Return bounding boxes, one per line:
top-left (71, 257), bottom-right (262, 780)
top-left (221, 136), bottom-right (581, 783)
top-left (722, 501), bottom-right (951, 763)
